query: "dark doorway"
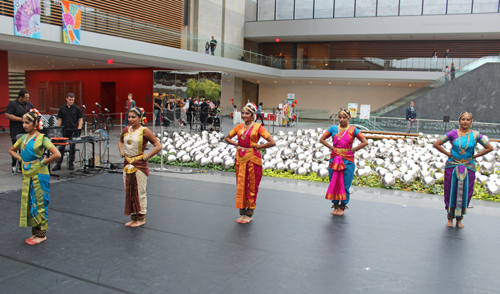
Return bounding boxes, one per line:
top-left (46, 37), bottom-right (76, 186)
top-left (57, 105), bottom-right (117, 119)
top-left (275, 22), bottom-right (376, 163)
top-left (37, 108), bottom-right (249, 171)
top-left (100, 82), bottom-right (116, 117)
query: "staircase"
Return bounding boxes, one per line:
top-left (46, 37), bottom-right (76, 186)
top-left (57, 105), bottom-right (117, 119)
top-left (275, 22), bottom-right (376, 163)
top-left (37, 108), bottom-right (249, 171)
top-left (8, 72), bottom-right (25, 101)
top-left (371, 56), bottom-right (500, 118)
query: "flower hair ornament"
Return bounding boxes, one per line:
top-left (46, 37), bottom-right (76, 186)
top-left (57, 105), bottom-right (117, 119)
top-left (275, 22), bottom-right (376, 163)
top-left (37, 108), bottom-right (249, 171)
top-left (459, 112), bottom-right (473, 121)
top-left (139, 107), bottom-right (147, 125)
top-left (23, 108), bottom-right (44, 131)
top-left (338, 108), bottom-right (351, 118)
top-left (242, 103), bottom-right (257, 116)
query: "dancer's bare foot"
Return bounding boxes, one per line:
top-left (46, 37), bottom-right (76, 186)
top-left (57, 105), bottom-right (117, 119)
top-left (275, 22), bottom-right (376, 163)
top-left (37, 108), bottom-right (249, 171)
top-left (331, 209), bottom-right (340, 215)
top-left (130, 221), bottom-right (145, 228)
top-left (337, 209), bottom-right (345, 216)
top-left (446, 220), bottom-right (453, 227)
top-left (125, 220), bottom-right (135, 227)
top-left (25, 235), bottom-right (36, 243)
top-left (236, 215), bottom-right (245, 223)
top-left (27, 237), bottom-right (46, 245)
top-left (241, 216), bottom-right (253, 224)
top-left (456, 220), bottom-right (465, 228)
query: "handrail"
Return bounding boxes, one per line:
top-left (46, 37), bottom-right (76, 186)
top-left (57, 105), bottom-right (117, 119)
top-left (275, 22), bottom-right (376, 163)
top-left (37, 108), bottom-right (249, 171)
top-left (370, 56), bottom-right (500, 116)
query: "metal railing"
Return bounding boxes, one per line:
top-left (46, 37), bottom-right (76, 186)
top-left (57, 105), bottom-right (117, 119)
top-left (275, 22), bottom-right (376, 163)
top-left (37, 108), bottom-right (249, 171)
top-left (352, 116), bottom-right (500, 139)
top-left (371, 56), bottom-right (500, 117)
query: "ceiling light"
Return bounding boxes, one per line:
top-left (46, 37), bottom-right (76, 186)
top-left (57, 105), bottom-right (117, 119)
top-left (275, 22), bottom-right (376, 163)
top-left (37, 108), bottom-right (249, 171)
top-left (388, 84), bottom-right (391, 86)
top-left (274, 81), bottom-right (277, 83)
top-left (368, 83), bottom-right (370, 85)
top-left (309, 81), bottom-right (312, 84)
top-left (292, 81), bottom-right (295, 83)
top-left (348, 82), bottom-right (351, 85)
top-left (257, 81), bottom-right (260, 83)
top-left (328, 82), bottom-right (331, 84)
top-left (409, 84), bottom-right (412, 87)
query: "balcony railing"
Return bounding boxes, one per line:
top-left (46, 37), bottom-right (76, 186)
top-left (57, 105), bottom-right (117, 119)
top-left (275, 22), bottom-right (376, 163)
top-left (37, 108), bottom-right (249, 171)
top-left (0, 1), bottom-right (490, 72)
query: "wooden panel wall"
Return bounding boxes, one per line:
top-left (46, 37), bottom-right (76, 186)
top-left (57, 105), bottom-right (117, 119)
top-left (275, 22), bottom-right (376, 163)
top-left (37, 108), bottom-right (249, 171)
top-left (260, 42), bottom-right (294, 59)
top-left (329, 40), bottom-right (500, 59)
top-left (0, 0), bottom-right (184, 48)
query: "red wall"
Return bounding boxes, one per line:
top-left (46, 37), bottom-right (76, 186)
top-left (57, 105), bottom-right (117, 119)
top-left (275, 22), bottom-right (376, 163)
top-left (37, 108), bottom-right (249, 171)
top-left (25, 68), bottom-right (154, 120)
top-left (0, 51), bottom-right (9, 129)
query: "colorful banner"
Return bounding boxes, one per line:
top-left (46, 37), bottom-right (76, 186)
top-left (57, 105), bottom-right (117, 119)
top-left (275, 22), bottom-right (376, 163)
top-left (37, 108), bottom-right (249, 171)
top-left (348, 103), bottom-right (358, 118)
top-left (360, 104), bottom-right (371, 120)
top-left (13, 0), bottom-right (41, 39)
top-left (61, 0), bottom-right (81, 45)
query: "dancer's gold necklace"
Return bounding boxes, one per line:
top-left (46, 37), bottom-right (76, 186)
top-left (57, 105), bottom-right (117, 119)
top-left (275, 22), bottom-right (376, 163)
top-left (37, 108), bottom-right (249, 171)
top-left (23, 132), bottom-right (38, 149)
top-left (337, 124), bottom-right (349, 139)
top-left (241, 122), bottom-right (254, 140)
top-left (458, 130), bottom-right (471, 155)
top-left (127, 125), bottom-right (141, 145)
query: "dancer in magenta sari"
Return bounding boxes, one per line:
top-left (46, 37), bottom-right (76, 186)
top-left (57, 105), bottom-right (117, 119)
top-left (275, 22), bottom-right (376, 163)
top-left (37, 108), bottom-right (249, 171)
top-left (320, 108), bottom-right (368, 216)
top-left (433, 112), bottom-right (492, 228)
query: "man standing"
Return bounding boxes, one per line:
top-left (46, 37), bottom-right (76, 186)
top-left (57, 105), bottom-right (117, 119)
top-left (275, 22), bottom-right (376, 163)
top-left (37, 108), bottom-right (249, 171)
top-left (53, 93), bottom-right (83, 171)
top-left (405, 101), bottom-right (417, 134)
top-left (124, 93), bottom-right (136, 125)
top-left (5, 89), bottom-right (34, 174)
top-left (153, 94), bottom-right (162, 126)
top-left (255, 102), bottom-right (264, 125)
top-left (210, 36), bottom-right (217, 56)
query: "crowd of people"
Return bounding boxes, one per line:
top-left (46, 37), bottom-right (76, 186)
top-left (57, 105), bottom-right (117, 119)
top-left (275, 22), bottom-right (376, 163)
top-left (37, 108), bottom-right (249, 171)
top-left (153, 94), bottom-right (221, 130)
top-left (4, 89), bottom-right (493, 245)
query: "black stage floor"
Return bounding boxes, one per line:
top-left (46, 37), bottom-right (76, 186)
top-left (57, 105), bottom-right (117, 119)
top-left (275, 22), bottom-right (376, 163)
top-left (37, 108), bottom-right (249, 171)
top-left (1, 173), bottom-right (500, 294)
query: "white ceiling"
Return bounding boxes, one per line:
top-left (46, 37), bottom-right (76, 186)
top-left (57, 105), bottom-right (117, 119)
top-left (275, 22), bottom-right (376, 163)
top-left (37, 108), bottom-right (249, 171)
top-left (7, 51), bottom-right (145, 73)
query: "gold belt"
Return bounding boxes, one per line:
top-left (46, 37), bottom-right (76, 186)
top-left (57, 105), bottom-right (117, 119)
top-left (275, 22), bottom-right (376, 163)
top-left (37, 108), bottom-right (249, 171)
top-left (238, 146), bottom-right (254, 151)
top-left (333, 148), bottom-right (350, 153)
top-left (125, 154), bottom-right (144, 164)
top-left (22, 158), bottom-right (41, 164)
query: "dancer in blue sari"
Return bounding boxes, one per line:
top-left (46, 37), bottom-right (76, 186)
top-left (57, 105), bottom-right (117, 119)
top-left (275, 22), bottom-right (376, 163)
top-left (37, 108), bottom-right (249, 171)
top-left (433, 112), bottom-right (493, 228)
top-left (9, 109), bottom-right (60, 245)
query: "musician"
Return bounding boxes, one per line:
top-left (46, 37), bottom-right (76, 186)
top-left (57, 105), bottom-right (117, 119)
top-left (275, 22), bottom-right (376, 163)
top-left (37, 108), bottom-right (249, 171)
top-left (52, 93), bottom-right (83, 171)
top-left (5, 89), bottom-right (34, 174)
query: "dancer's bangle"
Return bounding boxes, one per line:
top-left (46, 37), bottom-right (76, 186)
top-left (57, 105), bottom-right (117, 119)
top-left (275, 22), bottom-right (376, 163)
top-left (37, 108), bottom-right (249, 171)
top-left (143, 155), bottom-right (149, 161)
top-left (120, 150), bottom-right (125, 157)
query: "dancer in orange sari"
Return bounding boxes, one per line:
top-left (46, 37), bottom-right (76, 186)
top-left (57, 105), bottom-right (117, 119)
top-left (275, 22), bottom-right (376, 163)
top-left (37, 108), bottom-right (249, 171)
top-left (225, 103), bottom-right (275, 224)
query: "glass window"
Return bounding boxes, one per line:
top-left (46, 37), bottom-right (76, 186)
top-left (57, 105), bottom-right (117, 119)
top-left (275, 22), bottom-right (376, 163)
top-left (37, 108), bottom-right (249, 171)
top-left (295, 0), bottom-right (314, 19)
top-left (423, 0), bottom-right (447, 15)
top-left (315, 0), bottom-right (334, 18)
top-left (400, 0), bottom-right (422, 15)
top-left (356, 0), bottom-right (376, 17)
top-left (447, 0), bottom-right (472, 14)
top-left (335, 0), bottom-right (355, 17)
top-left (472, 0), bottom-right (499, 13)
top-left (276, 0), bottom-right (294, 19)
top-left (258, 0), bottom-right (275, 20)
top-left (245, 0), bottom-right (258, 21)
top-left (377, 0), bottom-right (399, 16)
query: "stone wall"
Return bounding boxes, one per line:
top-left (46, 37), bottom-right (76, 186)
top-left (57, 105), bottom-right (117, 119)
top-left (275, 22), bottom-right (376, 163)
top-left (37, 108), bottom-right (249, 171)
top-left (384, 63), bottom-right (500, 123)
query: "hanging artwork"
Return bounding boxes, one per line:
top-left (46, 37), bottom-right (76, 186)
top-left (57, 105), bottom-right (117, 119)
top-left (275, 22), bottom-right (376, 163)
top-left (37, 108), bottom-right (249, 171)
top-left (61, 0), bottom-right (81, 45)
top-left (13, 0), bottom-right (41, 39)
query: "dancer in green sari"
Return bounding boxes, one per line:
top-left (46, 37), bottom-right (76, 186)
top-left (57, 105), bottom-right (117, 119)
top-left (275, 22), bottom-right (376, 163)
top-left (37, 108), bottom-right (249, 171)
top-left (9, 109), bottom-right (60, 245)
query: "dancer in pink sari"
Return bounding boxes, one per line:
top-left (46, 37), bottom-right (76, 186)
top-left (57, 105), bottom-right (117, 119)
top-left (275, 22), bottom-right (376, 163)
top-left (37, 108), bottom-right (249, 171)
top-left (320, 108), bottom-right (368, 216)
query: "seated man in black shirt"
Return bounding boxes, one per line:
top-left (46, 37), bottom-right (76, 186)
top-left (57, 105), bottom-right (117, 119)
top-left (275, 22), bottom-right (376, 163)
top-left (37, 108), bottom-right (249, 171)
top-left (53, 93), bottom-right (83, 171)
top-left (5, 89), bottom-right (34, 174)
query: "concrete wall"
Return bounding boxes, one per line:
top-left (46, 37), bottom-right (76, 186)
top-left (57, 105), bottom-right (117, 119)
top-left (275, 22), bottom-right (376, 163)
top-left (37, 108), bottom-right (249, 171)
top-left (258, 84), bottom-right (415, 119)
top-left (189, 0), bottom-right (246, 59)
top-left (384, 63), bottom-right (500, 122)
